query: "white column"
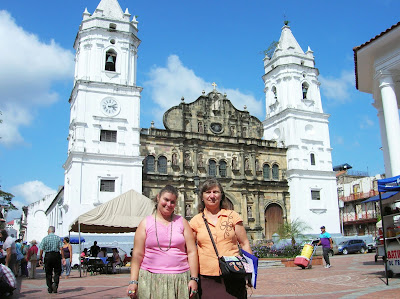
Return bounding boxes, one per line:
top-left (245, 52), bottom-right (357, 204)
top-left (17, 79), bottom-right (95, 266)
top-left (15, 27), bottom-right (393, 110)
top-left (379, 75), bottom-right (400, 176)
top-left (375, 107), bottom-right (391, 175)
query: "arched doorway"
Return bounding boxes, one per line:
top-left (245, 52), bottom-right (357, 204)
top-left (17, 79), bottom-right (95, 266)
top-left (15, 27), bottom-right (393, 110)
top-left (265, 203), bottom-right (284, 240)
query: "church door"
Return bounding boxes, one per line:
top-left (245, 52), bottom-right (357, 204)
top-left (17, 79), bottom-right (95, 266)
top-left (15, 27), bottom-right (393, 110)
top-left (265, 204), bottom-right (283, 240)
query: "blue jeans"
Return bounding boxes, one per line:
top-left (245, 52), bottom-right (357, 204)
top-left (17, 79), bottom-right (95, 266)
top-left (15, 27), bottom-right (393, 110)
top-left (62, 258), bottom-right (71, 276)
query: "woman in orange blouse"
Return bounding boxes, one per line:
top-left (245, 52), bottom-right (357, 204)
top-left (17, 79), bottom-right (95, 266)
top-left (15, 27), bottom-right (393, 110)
top-left (190, 178), bottom-right (252, 299)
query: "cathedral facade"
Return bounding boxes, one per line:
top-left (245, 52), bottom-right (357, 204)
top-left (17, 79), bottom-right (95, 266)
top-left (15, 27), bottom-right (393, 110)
top-left (140, 89), bottom-right (289, 240)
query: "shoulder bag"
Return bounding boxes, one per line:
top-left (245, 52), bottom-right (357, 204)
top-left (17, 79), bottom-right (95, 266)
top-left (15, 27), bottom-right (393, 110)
top-left (202, 213), bottom-right (246, 278)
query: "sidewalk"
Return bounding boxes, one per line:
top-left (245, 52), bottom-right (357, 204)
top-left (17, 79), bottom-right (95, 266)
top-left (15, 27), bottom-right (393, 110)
top-left (8, 253), bottom-right (400, 298)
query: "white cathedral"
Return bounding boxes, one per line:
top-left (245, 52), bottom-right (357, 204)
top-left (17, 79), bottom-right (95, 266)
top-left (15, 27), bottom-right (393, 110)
top-left (25, 0), bottom-right (340, 242)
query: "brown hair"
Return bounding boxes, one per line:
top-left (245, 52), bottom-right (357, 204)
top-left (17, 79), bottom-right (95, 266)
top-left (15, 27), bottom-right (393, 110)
top-left (153, 185), bottom-right (179, 210)
top-left (197, 178), bottom-right (231, 213)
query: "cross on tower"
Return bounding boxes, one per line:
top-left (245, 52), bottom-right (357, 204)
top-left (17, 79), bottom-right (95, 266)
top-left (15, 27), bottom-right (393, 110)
top-left (212, 82), bottom-right (217, 90)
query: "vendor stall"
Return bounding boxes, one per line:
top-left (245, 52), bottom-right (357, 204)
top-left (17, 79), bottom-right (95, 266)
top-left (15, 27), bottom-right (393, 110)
top-left (376, 175), bottom-right (400, 284)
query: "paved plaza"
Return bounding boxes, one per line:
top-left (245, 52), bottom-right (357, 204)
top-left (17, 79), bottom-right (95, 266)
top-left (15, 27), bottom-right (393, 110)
top-left (7, 253), bottom-right (400, 298)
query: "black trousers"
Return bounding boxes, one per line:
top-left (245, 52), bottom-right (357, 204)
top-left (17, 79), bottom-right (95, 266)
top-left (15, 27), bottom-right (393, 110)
top-left (44, 252), bottom-right (62, 291)
top-left (322, 247), bottom-right (331, 265)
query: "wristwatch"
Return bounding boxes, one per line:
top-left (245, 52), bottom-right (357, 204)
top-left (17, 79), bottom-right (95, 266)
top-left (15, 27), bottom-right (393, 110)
top-left (129, 280), bottom-right (139, 285)
top-left (190, 277), bottom-right (199, 283)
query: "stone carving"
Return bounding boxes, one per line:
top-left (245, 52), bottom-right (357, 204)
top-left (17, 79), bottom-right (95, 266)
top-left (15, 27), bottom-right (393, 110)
top-left (232, 157), bottom-right (237, 170)
top-left (172, 153), bottom-right (178, 165)
top-left (247, 206), bottom-right (253, 218)
top-left (245, 158), bottom-right (249, 171)
top-left (198, 153), bottom-right (204, 168)
top-left (186, 204), bottom-right (191, 217)
top-left (184, 153), bottom-right (191, 167)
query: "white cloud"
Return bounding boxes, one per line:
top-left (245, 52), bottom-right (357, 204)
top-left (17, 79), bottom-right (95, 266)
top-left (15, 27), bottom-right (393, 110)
top-left (144, 55), bottom-right (263, 126)
top-left (319, 70), bottom-right (354, 104)
top-left (359, 115), bottom-right (374, 129)
top-left (0, 10), bottom-right (74, 146)
top-left (11, 180), bottom-right (57, 207)
top-left (335, 136), bottom-right (344, 145)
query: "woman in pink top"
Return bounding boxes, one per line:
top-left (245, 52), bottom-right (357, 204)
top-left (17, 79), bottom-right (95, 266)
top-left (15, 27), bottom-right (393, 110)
top-left (127, 185), bottom-right (199, 299)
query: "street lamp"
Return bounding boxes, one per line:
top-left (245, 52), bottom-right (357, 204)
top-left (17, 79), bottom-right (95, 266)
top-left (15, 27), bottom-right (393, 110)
top-left (194, 176), bottom-right (200, 194)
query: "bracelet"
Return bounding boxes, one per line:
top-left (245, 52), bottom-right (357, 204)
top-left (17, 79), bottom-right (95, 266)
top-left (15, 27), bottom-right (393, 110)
top-left (190, 277), bottom-right (199, 283)
top-left (129, 280), bottom-right (139, 285)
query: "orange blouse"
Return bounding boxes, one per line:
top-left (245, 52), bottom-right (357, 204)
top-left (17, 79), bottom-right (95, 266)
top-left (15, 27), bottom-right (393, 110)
top-left (190, 209), bottom-right (242, 276)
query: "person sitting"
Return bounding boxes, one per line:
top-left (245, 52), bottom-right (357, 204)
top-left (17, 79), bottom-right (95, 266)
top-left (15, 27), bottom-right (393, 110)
top-left (112, 248), bottom-right (121, 274)
top-left (97, 248), bottom-right (107, 258)
top-left (81, 248), bottom-right (88, 263)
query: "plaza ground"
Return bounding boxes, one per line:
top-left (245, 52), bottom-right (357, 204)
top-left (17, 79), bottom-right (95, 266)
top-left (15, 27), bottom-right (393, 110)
top-left (7, 253), bottom-right (400, 298)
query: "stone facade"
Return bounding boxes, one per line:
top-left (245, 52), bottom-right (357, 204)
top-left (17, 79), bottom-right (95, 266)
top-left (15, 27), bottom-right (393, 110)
top-left (140, 89), bottom-right (289, 241)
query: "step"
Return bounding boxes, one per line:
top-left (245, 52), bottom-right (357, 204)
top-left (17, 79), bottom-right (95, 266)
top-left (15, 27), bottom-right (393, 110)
top-left (258, 259), bottom-right (285, 268)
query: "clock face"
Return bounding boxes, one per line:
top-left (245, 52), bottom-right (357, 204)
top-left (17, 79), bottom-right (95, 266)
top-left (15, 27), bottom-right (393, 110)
top-left (101, 98), bottom-right (120, 116)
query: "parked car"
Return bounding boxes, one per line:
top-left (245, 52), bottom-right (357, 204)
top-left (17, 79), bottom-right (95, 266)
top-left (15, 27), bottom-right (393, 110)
top-left (309, 239), bottom-right (339, 256)
top-left (367, 242), bottom-right (376, 253)
top-left (338, 239), bottom-right (367, 255)
top-left (104, 247), bottom-right (127, 265)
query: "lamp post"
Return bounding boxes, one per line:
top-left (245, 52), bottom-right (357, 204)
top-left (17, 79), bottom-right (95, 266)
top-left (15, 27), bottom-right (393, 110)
top-left (194, 176), bottom-right (200, 194)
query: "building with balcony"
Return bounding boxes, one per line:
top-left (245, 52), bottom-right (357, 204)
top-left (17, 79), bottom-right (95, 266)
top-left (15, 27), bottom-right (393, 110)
top-left (337, 168), bottom-right (384, 236)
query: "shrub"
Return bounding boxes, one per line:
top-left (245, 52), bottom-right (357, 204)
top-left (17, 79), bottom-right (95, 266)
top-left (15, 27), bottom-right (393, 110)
top-left (250, 241), bottom-right (302, 258)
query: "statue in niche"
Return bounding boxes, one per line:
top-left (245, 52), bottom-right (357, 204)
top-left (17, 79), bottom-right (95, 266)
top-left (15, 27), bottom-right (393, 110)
top-left (242, 127), bottom-right (247, 138)
top-left (186, 204), bottom-right (191, 217)
top-left (245, 158), bottom-right (249, 171)
top-left (184, 153), bottom-right (191, 167)
top-left (230, 126), bottom-right (235, 136)
top-left (232, 157), bottom-right (237, 170)
top-left (198, 153), bottom-right (204, 168)
top-left (198, 122), bottom-right (203, 133)
top-left (247, 206), bottom-right (253, 218)
top-left (172, 153), bottom-right (178, 165)
top-left (255, 159), bottom-right (260, 172)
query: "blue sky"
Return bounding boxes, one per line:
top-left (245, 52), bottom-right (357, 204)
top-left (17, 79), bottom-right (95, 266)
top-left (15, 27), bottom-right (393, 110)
top-left (1, 0), bottom-right (399, 220)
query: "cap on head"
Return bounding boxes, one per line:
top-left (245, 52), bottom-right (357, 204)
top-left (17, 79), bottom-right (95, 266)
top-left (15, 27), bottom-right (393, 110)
top-left (320, 226), bottom-right (325, 229)
top-left (31, 240), bottom-right (37, 245)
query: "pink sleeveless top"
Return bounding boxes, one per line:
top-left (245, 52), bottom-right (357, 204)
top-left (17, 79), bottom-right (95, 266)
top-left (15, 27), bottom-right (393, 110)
top-left (140, 215), bottom-right (190, 274)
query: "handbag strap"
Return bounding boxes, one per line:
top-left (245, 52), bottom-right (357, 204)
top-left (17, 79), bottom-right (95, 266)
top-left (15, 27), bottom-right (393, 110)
top-left (202, 213), bottom-right (220, 258)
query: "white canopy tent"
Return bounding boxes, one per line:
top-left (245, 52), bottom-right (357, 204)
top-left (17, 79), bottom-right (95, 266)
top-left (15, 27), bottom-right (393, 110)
top-left (69, 189), bottom-right (154, 234)
top-left (68, 189), bottom-right (154, 277)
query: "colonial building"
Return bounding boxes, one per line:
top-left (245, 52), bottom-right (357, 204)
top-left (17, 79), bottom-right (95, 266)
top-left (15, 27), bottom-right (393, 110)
top-left (140, 88), bottom-right (289, 241)
top-left (262, 24), bottom-right (341, 234)
top-left (60, 0), bottom-right (143, 236)
top-left (354, 22), bottom-right (400, 178)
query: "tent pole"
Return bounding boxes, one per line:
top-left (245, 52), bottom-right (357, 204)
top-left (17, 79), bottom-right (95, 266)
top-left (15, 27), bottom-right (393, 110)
top-left (378, 192), bottom-right (388, 285)
top-left (79, 221), bottom-right (82, 278)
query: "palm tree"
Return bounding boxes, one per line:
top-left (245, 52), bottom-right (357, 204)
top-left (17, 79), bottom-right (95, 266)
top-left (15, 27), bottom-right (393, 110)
top-left (277, 218), bottom-right (311, 246)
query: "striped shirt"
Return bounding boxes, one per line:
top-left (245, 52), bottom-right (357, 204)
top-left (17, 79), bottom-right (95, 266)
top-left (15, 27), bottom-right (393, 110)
top-left (39, 233), bottom-right (63, 253)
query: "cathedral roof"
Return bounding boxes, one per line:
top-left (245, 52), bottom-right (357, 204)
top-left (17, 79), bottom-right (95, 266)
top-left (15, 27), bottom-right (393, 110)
top-left (272, 25), bottom-right (305, 59)
top-left (95, 0), bottom-right (125, 20)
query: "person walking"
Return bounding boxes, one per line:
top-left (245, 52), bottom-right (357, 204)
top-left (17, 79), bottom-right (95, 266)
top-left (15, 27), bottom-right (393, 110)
top-left (39, 226), bottom-right (64, 293)
top-left (26, 240), bottom-right (38, 279)
top-left (317, 226), bottom-right (333, 268)
top-left (61, 237), bottom-right (72, 278)
top-left (0, 230), bottom-right (17, 276)
top-left (189, 178), bottom-right (253, 299)
top-left (127, 185), bottom-right (199, 299)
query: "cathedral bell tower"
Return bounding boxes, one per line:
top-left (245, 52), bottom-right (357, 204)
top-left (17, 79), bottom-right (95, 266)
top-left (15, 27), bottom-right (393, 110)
top-left (62, 0), bottom-right (143, 235)
top-left (262, 24), bottom-right (340, 234)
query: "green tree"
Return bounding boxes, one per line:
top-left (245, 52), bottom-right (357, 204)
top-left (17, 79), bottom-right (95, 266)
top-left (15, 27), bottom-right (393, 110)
top-left (0, 188), bottom-right (16, 229)
top-left (277, 218), bottom-right (311, 246)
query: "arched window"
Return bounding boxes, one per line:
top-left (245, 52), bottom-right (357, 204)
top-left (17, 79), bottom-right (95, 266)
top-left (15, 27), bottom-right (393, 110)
top-left (105, 49), bottom-right (117, 72)
top-left (302, 83), bottom-right (309, 99)
top-left (310, 153), bottom-right (315, 166)
top-left (272, 164), bottom-right (279, 180)
top-left (209, 160), bottom-right (216, 177)
top-left (219, 161), bottom-right (227, 177)
top-left (158, 156), bottom-right (167, 174)
top-left (146, 155), bottom-right (155, 173)
top-left (263, 164), bottom-right (270, 180)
